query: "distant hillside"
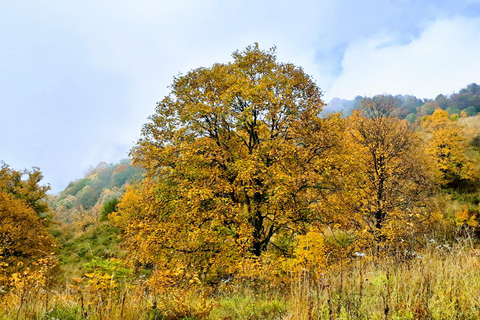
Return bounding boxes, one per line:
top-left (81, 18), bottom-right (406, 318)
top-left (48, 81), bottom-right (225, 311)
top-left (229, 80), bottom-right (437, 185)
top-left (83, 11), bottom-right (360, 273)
top-left (48, 159), bottom-right (143, 278)
top-left (50, 159), bottom-right (143, 219)
top-left (326, 83), bottom-right (480, 121)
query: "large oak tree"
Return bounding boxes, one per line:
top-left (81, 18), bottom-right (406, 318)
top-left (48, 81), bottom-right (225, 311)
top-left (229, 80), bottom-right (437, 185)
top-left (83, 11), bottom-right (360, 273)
top-left (116, 45), bottom-right (346, 280)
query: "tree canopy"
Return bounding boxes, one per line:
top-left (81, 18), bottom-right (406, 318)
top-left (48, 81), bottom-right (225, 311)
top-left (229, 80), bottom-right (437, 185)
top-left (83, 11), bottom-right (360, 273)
top-left (423, 109), bottom-right (477, 186)
top-left (0, 162), bottom-right (56, 275)
top-left (347, 96), bottom-right (440, 245)
top-left (116, 44), bottom-right (347, 281)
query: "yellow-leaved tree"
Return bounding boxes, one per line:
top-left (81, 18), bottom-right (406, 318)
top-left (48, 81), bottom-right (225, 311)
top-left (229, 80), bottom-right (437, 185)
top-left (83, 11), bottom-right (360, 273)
top-left (346, 96), bottom-right (440, 250)
top-left (0, 162), bottom-right (57, 283)
top-left (422, 109), bottom-right (477, 187)
top-left (114, 45), bottom-right (347, 284)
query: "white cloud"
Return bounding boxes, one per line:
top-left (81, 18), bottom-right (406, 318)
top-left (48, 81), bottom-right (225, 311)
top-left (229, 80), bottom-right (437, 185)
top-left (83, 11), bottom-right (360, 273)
top-left (60, 0), bottom-right (330, 140)
top-left (326, 17), bottom-right (480, 100)
top-left (2, 1), bottom-right (480, 193)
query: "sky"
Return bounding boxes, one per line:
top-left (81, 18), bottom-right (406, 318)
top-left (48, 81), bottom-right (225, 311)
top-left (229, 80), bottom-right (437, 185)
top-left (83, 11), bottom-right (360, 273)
top-left (1, 0), bottom-right (480, 193)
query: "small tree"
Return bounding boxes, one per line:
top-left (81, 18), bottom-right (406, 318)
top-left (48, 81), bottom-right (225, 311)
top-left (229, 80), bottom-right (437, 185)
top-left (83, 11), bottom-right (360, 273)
top-left (423, 109), bottom-right (477, 187)
top-left (465, 106), bottom-right (477, 117)
top-left (419, 102), bottom-right (437, 116)
top-left (100, 198), bottom-right (119, 221)
top-left (0, 162), bottom-right (51, 218)
top-left (348, 96), bottom-right (440, 246)
top-left (0, 162), bottom-right (56, 277)
top-left (406, 113), bottom-right (417, 124)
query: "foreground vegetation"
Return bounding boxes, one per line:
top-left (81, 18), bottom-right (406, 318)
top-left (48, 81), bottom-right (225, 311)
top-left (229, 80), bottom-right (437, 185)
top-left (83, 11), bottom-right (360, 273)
top-left (2, 45), bottom-right (480, 319)
top-left (2, 233), bottom-right (480, 319)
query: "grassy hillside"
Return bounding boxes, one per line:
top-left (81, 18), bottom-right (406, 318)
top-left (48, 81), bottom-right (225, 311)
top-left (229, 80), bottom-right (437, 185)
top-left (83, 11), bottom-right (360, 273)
top-left (47, 160), bottom-right (143, 279)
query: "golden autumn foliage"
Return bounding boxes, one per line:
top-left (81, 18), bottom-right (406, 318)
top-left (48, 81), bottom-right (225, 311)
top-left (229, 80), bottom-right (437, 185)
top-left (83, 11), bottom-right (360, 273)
top-left (0, 192), bottom-right (56, 272)
top-left (455, 205), bottom-right (479, 228)
top-left (0, 162), bottom-right (51, 218)
top-left (346, 96), bottom-right (441, 248)
top-left (0, 163), bottom-right (57, 282)
top-left (422, 109), bottom-right (477, 186)
top-left (115, 44), bottom-right (348, 284)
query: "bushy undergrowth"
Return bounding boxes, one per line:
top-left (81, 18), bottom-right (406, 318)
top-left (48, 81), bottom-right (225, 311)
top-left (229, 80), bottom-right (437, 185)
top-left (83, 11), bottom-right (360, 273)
top-left (2, 234), bottom-right (480, 320)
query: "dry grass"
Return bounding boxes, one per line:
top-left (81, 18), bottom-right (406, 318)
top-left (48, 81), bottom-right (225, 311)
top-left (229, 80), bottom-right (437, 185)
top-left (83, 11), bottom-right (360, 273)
top-left (287, 238), bottom-right (480, 320)
top-left (2, 238), bottom-right (480, 319)
top-left (458, 115), bottom-right (480, 140)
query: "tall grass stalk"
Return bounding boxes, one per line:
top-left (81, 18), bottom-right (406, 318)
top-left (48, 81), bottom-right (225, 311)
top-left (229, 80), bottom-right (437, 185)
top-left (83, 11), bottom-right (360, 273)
top-left (287, 238), bottom-right (480, 319)
top-left (2, 239), bottom-right (480, 319)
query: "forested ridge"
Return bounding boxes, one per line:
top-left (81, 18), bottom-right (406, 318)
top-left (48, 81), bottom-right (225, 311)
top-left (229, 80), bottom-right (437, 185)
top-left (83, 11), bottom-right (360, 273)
top-left (327, 83), bottom-right (480, 121)
top-left (2, 45), bottom-right (480, 319)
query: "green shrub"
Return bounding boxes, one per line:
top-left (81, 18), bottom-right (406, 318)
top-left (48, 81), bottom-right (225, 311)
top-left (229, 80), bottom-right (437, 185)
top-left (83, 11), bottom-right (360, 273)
top-left (41, 306), bottom-right (81, 320)
top-left (406, 113), bottom-right (416, 123)
top-left (101, 198), bottom-right (119, 221)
